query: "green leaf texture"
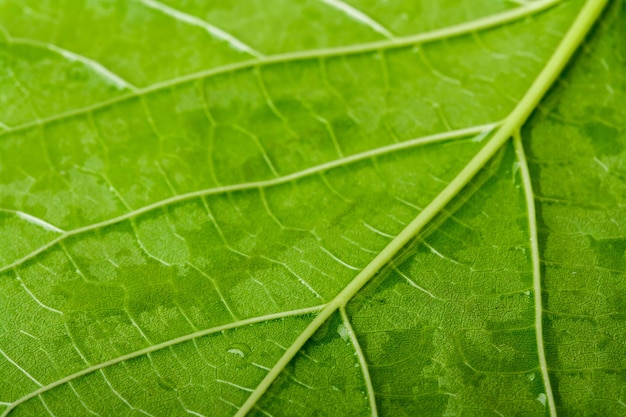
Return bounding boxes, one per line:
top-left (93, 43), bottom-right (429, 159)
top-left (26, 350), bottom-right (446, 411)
top-left (0, 0), bottom-right (624, 415)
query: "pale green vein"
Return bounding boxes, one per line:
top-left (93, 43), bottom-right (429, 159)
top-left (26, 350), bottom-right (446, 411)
top-left (0, 209), bottom-right (64, 234)
top-left (514, 131), bottom-right (556, 417)
top-left (0, 122), bottom-right (498, 275)
top-left (7, 37), bottom-right (137, 91)
top-left (394, 265), bottom-right (445, 301)
top-left (137, 0), bottom-right (264, 58)
top-left (340, 307), bottom-right (378, 417)
top-left (14, 271), bottom-right (63, 315)
top-left (0, 305), bottom-right (325, 417)
top-left (37, 397), bottom-right (56, 417)
top-left (0, 349), bottom-right (43, 388)
top-left (235, 1), bottom-right (609, 414)
top-left (0, 0), bottom-right (557, 137)
top-left (187, 262), bottom-right (240, 320)
top-left (319, 0), bottom-right (395, 39)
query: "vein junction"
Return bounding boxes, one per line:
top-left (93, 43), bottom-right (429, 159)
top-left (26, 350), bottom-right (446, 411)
top-left (0, 123), bottom-right (497, 275)
top-left (0, 306), bottom-right (325, 416)
top-left (236, 0), bottom-right (610, 414)
top-left (0, 0), bottom-right (556, 136)
top-left (0, 0), bottom-right (609, 415)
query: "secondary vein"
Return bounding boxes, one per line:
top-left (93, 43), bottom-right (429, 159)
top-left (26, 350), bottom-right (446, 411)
top-left (340, 307), bottom-right (378, 417)
top-left (137, 0), bottom-right (264, 58)
top-left (0, 122), bottom-right (497, 275)
top-left (0, 305), bottom-right (325, 417)
top-left (7, 37), bottom-right (137, 92)
top-left (0, 1), bottom-right (609, 415)
top-left (0, 0), bottom-right (557, 137)
top-left (514, 131), bottom-right (557, 417)
top-left (234, 0), bottom-right (610, 415)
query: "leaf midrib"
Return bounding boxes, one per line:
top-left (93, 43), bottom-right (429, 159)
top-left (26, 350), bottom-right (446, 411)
top-left (1, 0), bottom-right (608, 415)
top-left (235, 0), bottom-right (609, 415)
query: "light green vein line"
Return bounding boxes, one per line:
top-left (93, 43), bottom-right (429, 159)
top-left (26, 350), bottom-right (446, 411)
top-left (0, 349), bottom-right (43, 388)
top-left (514, 131), bottom-right (556, 417)
top-left (7, 37), bottom-right (137, 91)
top-left (0, 305), bottom-right (325, 417)
top-left (0, 122), bottom-right (497, 275)
top-left (0, 0), bottom-right (557, 137)
top-left (235, 1), bottom-right (609, 415)
top-left (340, 307), bottom-right (378, 417)
top-left (319, 0), bottom-right (394, 39)
top-left (137, 0), bottom-right (264, 58)
top-left (0, 209), bottom-right (64, 233)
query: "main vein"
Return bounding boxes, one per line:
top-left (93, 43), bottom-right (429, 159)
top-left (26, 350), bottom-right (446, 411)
top-left (0, 0), bottom-right (557, 138)
top-left (0, 0), bottom-right (608, 414)
top-left (235, 0), bottom-right (609, 415)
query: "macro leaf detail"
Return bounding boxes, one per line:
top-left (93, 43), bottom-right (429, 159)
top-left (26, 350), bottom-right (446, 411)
top-left (0, 0), bottom-right (624, 416)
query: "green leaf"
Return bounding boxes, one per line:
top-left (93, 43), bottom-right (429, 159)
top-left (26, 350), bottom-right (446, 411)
top-left (0, 0), bottom-right (624, 416)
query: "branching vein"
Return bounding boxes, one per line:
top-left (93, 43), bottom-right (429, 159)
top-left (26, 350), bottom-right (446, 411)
top-left (0, 122), bottom-right (498, 275)
top-left (0, 1), bottom-right (611, 416)
top-left (340, 307), bottom-right (378, 416)
top-left (9, 37), bottom-right (136, 91)
top-left (234, 1), bottom-right (609, 414)
top-left (0, 305), bottom-right (324, 416)
top-left (0, 209), bottom-right (64, 234)
top-left (514, 131), bottom-right (556, 417)
top-left (0, 349), bottom-right (43, 388)
top-left (0, 0), bottom-right (558, 137)
top-left (137, 0), bottom-right (264, 58)
top-left (319, 0), bottom-right (394, 38)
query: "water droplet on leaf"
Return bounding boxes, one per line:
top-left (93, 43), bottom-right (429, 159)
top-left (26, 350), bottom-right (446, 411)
top-left (337, 323), bottom-right (349, 342)
top-left (537, 393), bottom-right (547, 406)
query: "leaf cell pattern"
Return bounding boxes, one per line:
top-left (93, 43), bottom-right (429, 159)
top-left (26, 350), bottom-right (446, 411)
top-left (0, 0), bottom-right (624, 416)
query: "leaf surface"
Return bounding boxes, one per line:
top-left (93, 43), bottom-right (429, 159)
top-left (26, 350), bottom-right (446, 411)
top-left (0, 0), bottom-right (624, 416)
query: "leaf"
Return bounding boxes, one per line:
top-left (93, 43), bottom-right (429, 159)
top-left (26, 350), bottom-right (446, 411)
top-left (0, 0), bottom-right (624, 416)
